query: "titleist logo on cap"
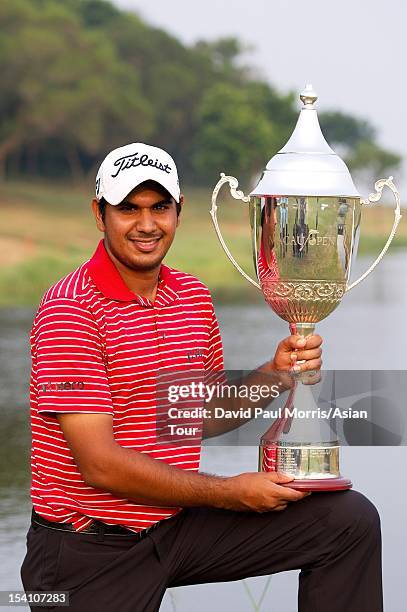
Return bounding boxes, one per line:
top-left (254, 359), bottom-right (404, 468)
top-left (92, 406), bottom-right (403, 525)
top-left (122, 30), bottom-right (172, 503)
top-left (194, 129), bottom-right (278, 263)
top-left (111, 152), bottom-right (172, 178)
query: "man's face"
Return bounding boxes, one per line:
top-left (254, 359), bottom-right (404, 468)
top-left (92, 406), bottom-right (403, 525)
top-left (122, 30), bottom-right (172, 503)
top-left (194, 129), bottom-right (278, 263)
top-left (92, 184), bottom-right (181, 273)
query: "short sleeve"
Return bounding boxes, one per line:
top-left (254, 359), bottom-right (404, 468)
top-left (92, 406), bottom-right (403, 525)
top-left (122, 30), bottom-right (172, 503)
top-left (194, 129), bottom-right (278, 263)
top-left (31, 298), bottom-right (114, 415)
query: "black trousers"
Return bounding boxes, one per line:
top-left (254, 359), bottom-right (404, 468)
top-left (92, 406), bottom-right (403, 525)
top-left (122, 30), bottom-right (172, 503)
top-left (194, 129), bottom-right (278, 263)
top-left (20, 490), bottom-right (382, 612)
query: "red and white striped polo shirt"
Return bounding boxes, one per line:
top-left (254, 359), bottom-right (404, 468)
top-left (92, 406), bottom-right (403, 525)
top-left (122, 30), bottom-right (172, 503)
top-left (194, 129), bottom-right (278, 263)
top-left (29, 239), bottom-right (224, 532)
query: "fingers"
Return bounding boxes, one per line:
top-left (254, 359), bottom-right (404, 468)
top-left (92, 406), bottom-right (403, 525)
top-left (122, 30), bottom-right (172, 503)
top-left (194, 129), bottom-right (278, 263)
top-left (292, 358), bottom-right (322, 374)
top-left (280, 334), bottom-right (322, 352)
top-left (263, 472), bottom-right (304, 500)
top-left (268, 482), bottom-right (309, 502)
top-left (272, 334), bottom-right (323, 374)
top-left (263, 473), bottom-right (310, 501)
top-left (293, 347), bottom-right (322, 362)
top-left (289, 336), bottom-right (323, 373)
top-left (279, 335), bottom-right (306, 352)
top-left (273, 503), bottom-right (288, 512)
top-left (300, 334), bottom-right (323, 350)
top-left (293, 358), bottom-right (322, 373)
top-left (268, 472), bottom-right (295, 484)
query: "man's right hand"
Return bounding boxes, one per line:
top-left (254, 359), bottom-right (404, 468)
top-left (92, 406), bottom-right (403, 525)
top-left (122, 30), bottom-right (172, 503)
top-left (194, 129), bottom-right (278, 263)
top-left (220, 472), bottom-right (309, 512)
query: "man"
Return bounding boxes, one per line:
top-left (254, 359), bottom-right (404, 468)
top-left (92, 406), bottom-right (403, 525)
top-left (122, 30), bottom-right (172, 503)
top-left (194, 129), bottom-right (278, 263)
top-left (21, 143), bottom-right (382, 611)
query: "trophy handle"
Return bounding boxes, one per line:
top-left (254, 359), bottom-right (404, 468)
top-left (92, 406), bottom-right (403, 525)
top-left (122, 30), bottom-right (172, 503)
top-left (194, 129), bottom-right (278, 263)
top-left (210, 173), bottom-right (261, 289)
top-left (346, 176), bottom-right (402, 292)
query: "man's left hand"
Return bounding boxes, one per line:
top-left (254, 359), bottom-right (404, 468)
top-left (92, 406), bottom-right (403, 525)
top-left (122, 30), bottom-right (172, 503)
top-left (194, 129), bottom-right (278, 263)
top-left (271, 334), bottom-right (323, 374)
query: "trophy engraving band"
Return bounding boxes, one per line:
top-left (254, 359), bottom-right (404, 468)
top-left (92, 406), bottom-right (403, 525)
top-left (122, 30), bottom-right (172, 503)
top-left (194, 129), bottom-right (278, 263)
top-left (261, 280), bottom-right (346, 323)
top-left (259, 440), bottom-right (340, 479)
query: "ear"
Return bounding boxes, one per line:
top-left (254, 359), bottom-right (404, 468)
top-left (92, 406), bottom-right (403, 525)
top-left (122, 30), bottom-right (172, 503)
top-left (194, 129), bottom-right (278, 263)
top-left (91, 199), bottom-right (105, 233)
top-left (176, 194), bottom-right (184, 227)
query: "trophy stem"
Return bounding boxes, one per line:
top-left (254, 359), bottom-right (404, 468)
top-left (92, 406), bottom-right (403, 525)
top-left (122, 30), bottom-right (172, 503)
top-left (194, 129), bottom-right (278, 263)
top-left (289, 322), bottom-right (317, 378)
top-left (289, 322), bottom-right (316, 338)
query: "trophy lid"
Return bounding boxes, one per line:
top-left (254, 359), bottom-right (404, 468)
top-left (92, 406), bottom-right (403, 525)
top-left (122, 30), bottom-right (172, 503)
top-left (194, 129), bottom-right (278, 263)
top-left (250, 84), bottom-right (360, 198)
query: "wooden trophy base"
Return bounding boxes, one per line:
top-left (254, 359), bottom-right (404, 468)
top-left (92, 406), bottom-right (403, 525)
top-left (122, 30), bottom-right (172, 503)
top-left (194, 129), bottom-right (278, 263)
top-left (281, 477), bottom-right (353, 492)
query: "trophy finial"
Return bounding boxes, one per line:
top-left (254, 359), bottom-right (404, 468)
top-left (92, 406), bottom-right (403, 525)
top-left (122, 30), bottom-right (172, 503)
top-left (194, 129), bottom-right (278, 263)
top-left (300, 84), bottom-right (318, 107)
top-left (251, 81), bottom-right (360, 198)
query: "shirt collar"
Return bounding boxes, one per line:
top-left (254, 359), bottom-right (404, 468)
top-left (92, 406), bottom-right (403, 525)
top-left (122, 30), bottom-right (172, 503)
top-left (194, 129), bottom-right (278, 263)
top-left (87, 239), bottom-right (180, 304)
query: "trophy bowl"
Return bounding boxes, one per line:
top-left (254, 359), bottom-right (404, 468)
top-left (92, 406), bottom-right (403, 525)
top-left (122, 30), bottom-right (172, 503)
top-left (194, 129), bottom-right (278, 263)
top-left (251, 194), bottom-right (359, 327)
top-left (210, 84), bottom-right (401, 491)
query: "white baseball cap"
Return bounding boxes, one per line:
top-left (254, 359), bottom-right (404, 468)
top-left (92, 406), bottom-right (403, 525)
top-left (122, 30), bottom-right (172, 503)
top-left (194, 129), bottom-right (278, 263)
top-left (95, 143), bottom-right (180, 205)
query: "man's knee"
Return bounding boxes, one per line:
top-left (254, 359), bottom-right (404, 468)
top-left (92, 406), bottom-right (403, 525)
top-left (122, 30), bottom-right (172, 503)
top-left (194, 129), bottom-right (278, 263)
top-left (327, 490), bottom-right (381, 539)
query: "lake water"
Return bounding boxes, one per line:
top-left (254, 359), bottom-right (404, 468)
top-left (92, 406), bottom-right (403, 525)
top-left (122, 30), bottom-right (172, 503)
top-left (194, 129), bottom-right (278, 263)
top-left (1, 252), bottom-right (406, 611)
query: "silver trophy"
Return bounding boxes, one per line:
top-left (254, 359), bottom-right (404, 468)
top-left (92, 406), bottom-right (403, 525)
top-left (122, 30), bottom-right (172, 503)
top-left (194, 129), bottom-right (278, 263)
top-left (211, 84), bottom-right (401, 491)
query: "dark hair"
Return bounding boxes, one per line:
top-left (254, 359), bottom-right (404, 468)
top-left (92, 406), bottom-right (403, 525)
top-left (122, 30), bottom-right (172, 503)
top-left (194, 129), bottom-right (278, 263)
top-left (98, 197), bottom-right (108, 221)
top-left (97, 195), bottom-right (181, 221)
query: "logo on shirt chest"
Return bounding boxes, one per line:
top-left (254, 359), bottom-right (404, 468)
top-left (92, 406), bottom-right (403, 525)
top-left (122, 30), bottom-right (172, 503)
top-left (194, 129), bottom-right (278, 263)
top-left (187, 349), bottom-right (204, 362)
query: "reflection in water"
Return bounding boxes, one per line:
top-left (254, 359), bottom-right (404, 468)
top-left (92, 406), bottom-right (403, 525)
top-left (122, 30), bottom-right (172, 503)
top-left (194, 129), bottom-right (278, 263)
top-left (0, 309), bottom-right (32, 500)
top-left (0, 309), bottom-right (32, 593)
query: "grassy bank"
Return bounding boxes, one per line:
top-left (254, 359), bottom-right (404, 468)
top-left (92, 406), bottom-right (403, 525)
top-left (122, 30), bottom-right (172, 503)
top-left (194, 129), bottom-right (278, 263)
top-left (0, 180), bottom-right (406, 306)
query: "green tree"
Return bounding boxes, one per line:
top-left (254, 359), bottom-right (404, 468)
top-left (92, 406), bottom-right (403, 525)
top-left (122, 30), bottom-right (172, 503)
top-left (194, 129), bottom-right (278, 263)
top-left (347, 140), bottom-right (402, 184)
top-left (72, 0), bottom-right (120, 27)
top-left (95, 10), bottom-right (231, 176)
top-left (319, 110), bottom-right (401, 182)
top-left (0, 0), bottom-right (153, 178)
top-left (319, 110), bottom-right (376, 148)
top-left (193, 37), bottom-right (251, 83)
top-left (0, 0), bottom-right (401, 185)
top-left (192, 83), bottom-right (278, 186)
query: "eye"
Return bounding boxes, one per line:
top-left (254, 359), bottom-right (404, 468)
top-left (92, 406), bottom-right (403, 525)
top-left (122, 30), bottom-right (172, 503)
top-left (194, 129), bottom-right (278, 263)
top-left (153, 202), bottom-right (171, 211)
top-left (118, 203), bottom-right (136, 213)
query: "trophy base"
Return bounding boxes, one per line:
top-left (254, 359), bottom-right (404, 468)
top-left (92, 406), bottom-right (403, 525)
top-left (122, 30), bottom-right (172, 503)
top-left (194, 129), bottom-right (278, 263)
top-left (280, 477), bottom-right (353, 492)
top-left (258, 441), bottom-right (352, 492)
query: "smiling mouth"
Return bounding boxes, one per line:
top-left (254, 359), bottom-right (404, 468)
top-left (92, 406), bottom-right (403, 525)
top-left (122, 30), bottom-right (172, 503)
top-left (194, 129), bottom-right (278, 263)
top-left (129, 237), bottom-right (162, 253)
